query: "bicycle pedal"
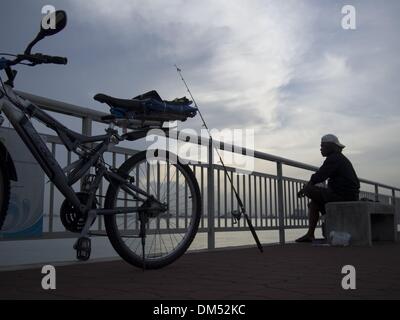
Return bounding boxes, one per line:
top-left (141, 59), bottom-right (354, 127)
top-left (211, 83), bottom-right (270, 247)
top-left (74, 237), bottom-right (91, 261)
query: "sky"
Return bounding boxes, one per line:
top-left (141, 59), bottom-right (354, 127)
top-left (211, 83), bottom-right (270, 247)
top-left (1, 0), bottom-right (400, 190)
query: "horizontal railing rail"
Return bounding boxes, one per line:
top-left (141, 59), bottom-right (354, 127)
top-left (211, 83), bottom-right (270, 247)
top-left (0, 91), bottom-right (398, 248)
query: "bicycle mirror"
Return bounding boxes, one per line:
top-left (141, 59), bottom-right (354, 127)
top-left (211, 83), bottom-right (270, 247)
top-left (25, 10), bottom-right (67, 54)
top-left (38, 10), bottom-right (67, 38)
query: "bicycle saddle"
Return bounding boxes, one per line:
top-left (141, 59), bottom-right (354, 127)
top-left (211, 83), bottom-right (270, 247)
top-left (94, 93), bottom-right (143, 112)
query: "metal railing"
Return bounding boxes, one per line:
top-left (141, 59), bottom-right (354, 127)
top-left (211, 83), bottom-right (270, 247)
top-left (2, 91), bottom-right (399, 247)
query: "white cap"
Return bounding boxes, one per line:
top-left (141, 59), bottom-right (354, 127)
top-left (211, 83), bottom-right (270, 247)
top-left (321, 134), bottom-right (345, 148)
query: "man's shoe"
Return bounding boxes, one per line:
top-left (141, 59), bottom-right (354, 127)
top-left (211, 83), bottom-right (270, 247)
top-left (295, 235), bottom-right (315, 243)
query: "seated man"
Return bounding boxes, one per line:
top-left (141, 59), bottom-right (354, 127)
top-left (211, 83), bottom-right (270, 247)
top-left (296, 134), bottom-right (360, 242)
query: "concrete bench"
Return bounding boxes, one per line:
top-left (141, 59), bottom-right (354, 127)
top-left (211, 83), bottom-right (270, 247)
top-left (325, 201), bottom-right (398, 246)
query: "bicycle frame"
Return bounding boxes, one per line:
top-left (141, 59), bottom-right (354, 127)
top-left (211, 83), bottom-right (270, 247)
top-left (0, 10), bottom-right (207, 267)
top-left (0, 83), bottom-right (157, 220)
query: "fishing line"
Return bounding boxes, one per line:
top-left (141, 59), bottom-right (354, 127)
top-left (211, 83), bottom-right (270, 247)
top-left (174, 65), bottom-right (263, 252)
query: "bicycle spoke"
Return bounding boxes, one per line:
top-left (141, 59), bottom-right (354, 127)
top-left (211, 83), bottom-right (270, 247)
top-left (106, 152), bottom-right (200, 269)
top-left (151, 162), bottom-right (157, 198)
top-left (161, 165), bottom-right (178, 201)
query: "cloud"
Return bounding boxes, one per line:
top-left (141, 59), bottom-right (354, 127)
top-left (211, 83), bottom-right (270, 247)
top-left (265, 1), bottom-right (400, 186)
top-left (70, 0), bottom-right (313, 130)
top-left (2, 0), bottom-right (399, 187)
top-left (60, 0), bottom-right (400, 186)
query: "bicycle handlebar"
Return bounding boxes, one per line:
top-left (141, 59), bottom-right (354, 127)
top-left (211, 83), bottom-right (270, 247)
top-left (33, 54), bottom-right (68, 65)
top-left (46, 55), bottom-right (68, 65)
top-left (18, 53), bottom-right (68, 65)
top-left (1, 53), bottom-right (68, 68)
top-left (0, 52), bottom-right (68, 87)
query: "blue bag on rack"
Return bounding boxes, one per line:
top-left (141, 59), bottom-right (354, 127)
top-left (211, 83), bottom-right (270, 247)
top-left (133, 90), bottom-right (197, 119)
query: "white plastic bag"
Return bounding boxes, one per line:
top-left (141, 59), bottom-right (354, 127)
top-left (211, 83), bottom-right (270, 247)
top-left (329, 231), bottom-right (351, 247)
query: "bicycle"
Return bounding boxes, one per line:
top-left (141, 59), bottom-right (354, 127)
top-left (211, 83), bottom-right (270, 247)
top-left (0, 11), bottom-right (202, 269)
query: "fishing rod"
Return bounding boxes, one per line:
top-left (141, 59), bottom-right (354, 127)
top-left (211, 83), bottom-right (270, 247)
top-left (174, 65), bottom-right (263, 253)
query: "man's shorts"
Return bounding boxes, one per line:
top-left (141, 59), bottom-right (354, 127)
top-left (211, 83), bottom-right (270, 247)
top-left (304, 185), bottom-right (345, 215)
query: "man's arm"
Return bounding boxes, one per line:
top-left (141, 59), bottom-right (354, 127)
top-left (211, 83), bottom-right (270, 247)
top-left (297, 154), bottom-right (342, 198)
top-left (309, 154), bottom-right (341, 185)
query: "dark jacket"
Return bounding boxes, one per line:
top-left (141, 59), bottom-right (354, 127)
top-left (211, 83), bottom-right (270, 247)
top-left (310, 152), bottom-right (360, 200)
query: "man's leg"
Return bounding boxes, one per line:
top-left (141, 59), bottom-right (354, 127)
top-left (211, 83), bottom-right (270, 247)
top-left (295, 201), bottom-right (320, 242)
top-left (295, 184), bottom-right (325, 242)
top-left (307, 201), bottom-right (320, 237)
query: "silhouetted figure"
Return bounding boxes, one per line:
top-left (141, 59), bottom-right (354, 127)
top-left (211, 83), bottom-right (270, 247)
top-left (295, 134), bottom-right (360, 242)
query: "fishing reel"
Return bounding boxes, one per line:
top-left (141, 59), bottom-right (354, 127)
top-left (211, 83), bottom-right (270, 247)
top-left (60, 192), bottom-right (97, 233)
top-left (231, 210), bottom-right (242, 224)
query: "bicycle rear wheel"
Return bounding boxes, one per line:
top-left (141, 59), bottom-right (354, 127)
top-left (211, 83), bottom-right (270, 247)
top-left (0, 156), bottom-right (11, 230)
top-left (104, 150), bottom-right (202, 269)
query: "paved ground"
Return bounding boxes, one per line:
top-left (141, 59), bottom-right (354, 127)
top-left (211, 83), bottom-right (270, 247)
top-left (1, 242), bottom-right (400, 300)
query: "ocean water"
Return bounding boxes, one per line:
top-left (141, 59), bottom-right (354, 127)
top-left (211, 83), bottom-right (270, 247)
top-left (0, 228), bottom-right (322, 269)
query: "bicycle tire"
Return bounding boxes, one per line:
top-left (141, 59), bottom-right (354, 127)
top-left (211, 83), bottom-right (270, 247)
top-left (104, 150), bottom-right (202, 269)
top-left (0, 156), bottom-right (11, 230)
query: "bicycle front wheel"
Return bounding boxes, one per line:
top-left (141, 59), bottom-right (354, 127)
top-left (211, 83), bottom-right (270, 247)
top-left (0, 156), bottom-right (11, 230)
top-left (104, 150), bottom-right (202, 269)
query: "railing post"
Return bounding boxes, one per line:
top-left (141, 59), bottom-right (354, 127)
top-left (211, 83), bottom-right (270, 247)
top-left (392, 190), bottom-right (397, 226)
top-left (392, 189), bottom-right (396, 206)
top-left (207, 138), bottom-right (215, 250)
top-left (82, 116), bottom-right (92, 136)
top-left (276, 162), bottom-right (285, 244)
top-left (374, 184), bottom-right (379, 202)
